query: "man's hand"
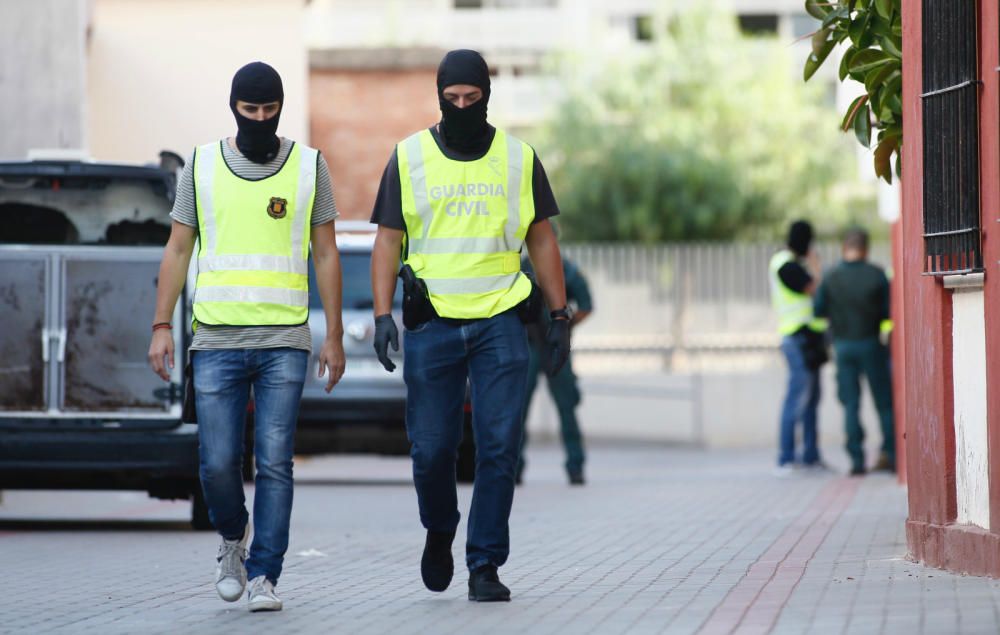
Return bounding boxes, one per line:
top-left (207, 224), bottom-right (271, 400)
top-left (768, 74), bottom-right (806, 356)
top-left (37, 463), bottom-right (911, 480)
top-left (317, 336), bottom-right (346, 393)
top-left (373, 314), bottom-right (399, 372)
top-left (148, 329), bottom-right (175, 381)
top-left (544, 318), bottom-right (571, 376)
top-left (806, 249), bottom-right (821, 275)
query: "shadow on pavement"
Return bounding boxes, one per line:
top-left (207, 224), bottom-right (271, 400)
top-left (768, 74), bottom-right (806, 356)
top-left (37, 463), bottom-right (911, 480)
top-left (0, 519), bottom-right (193, 531)
top-left (294, 478), bottom-right (412, 487)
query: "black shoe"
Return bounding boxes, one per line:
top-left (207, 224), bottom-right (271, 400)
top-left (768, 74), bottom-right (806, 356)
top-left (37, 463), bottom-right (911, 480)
top-left (568, 470), bottom-right (585, 485)
top-left (421, 530), bottom-right (455, 592)
top-left (849, 464), bottom-right (866, 477)
top-left (468, 565), bottom-right (511, 602)
top-left (873, 452), bottom-right (896, 473)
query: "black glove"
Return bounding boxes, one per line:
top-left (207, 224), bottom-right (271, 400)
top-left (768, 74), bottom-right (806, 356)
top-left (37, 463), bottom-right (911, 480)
top-left (373, 314), bottom-right (399, 372)
top-left (544, 318), bottom-right (571, 376)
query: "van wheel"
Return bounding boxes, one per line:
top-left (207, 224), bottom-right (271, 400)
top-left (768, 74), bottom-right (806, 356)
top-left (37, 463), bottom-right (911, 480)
top-left (191, 485), bottom-right (213, 531)
top-left (456, 411), bottom-right (476, 483)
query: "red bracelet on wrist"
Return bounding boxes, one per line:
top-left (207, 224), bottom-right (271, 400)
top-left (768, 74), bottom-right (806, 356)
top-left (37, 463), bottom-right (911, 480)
top-left (152, 322), bottom-right (173, 332)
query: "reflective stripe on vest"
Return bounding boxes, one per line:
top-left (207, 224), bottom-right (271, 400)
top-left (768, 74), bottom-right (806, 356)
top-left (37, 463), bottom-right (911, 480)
top-left (397, 129), bottom-right (534, 319)
top-left (769, 249), bottom-right (827, 335)
top-left (192, 140), bottom-right (317, 326)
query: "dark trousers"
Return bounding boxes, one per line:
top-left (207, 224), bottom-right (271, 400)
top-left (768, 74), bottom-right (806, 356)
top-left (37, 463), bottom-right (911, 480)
top-left (402, 311), bottom-right (529, 571)
top-left (518, 347), bottom-right (585, 476)
top-left (833, 337), bottom-right (895, 469)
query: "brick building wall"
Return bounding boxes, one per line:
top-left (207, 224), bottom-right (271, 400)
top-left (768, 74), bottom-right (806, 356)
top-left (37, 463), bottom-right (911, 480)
top-left (309, 49), bottom-right (443, 220)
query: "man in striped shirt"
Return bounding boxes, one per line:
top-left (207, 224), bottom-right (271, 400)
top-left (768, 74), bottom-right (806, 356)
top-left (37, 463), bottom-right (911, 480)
top-left (148, 62), bottom-right (344, 612)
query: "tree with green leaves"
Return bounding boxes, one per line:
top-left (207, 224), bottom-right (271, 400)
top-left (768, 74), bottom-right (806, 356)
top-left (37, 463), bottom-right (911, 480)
top-left (803, 0), bottom-right (902, 182)
top-left (538, 4), bottom-right (868, 243)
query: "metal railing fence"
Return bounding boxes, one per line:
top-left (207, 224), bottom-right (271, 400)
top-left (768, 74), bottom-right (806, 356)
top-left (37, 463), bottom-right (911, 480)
top-left (561, 241), bottom-right (890, 355)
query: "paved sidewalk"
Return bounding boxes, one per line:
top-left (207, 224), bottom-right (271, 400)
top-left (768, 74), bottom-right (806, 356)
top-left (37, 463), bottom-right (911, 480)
top-left (2, 445), bottom-right (999, 634)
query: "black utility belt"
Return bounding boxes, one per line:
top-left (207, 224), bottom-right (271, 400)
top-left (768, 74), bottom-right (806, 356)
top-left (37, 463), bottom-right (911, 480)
top-left (398, 265), bottom-right (543, 330)
top-left (436, 306), bottom-right (518, 327)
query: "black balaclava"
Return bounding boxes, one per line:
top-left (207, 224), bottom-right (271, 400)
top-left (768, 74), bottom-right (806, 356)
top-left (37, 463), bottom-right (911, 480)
top-left (787, 220), bottom-right (814, 257)
top-left (229, 62), bottom-right (284, 163)
top-left (436, 49), bottom-right (491, 153)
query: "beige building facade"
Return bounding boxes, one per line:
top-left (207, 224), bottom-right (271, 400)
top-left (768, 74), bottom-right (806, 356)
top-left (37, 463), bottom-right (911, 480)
top-left (87, 0), bottom-right (309, 164)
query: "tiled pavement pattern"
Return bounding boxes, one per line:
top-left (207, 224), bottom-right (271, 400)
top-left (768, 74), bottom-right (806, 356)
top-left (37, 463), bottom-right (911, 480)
top-left (2, 445), bottom-right (1000, 634)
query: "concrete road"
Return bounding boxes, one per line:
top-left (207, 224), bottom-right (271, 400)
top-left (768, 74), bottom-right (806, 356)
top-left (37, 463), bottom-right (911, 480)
top-left (1, 445), bottom-right (998, 634)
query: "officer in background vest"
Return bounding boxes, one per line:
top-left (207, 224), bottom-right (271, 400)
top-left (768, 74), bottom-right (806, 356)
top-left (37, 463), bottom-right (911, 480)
top-left (769, 220), bottom-right (828, 475)
top-left (148, 62), bottom-right (346, 612)
top-left (370, 50), bottom-right (570, 602)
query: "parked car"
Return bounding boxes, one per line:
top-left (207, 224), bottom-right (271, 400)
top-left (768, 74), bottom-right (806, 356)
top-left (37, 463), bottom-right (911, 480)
top-left (298, 221), bottom-right (476, 481)
top-left (0, 152), bottom-right (216, 527)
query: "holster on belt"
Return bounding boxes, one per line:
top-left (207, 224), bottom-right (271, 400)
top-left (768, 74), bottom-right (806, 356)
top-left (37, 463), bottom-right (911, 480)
top-left (398, 264), bottom-right (437, 330)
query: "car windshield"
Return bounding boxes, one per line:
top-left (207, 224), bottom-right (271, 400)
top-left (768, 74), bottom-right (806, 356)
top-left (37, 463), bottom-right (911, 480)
top-left (308, 250), bottom-right (401, 310)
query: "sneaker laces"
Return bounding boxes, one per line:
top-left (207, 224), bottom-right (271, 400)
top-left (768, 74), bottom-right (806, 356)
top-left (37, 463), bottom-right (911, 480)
top-left (250, 576), bottom-right (276, 598)
top-left (217, 538), bottom-right (246, 579)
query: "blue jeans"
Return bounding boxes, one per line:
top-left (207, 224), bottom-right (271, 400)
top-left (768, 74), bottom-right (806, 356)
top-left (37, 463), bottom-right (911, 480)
top-left (778, 333), bottom-right (821, 466)
top-left (193, 347), bottom-right (308, 584)
top-left (403, 311), bottom-right (529, 572)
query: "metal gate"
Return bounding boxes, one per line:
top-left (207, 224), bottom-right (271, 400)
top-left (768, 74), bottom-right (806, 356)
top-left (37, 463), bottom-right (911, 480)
top-left (0, 246), bottom-right (184, 420)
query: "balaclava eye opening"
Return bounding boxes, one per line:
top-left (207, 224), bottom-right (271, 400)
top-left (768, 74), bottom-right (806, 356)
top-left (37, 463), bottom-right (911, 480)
top-left (436, 49), bottom-right (491, 153)
top-left (229, 62), bottom-right (284, 164)
top-left (787, 220), bottom-right (814, 257)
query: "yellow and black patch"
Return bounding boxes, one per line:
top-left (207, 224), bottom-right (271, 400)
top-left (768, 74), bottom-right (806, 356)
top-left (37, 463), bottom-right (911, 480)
top-left (267, 197), bottom-right (288, 219)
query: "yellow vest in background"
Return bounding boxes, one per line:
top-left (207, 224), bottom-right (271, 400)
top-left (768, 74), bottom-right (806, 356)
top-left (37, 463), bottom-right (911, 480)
top-left (769, 250), bottom-right (827, 336)
top-left (192, 140), bottom-right (317, 326)
top-left (397, 129), bottom-right (535, 319)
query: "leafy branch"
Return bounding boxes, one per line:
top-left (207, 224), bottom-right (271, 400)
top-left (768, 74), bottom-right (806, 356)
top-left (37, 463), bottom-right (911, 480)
top-left (803, 0), bottom-right (902, 183)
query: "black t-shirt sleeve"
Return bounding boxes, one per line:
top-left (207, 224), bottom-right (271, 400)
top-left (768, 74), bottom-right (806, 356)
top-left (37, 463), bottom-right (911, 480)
top-left (778, 261), bottom-right (813, 294)
top-left (531, 153), bottom-right (560, 224)
top-left (370, 150), bottom-right (405, 230)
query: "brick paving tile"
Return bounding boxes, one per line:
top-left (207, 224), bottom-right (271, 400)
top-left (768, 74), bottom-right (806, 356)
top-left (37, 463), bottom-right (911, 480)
top-left (1, 445), bottom-right (999, 634)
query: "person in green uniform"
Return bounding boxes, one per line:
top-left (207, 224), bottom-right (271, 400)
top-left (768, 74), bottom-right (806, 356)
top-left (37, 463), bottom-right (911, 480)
top-left (517, 254), bottom-right (592, 485)
top-left (814, 227), bottom-right (895, 475)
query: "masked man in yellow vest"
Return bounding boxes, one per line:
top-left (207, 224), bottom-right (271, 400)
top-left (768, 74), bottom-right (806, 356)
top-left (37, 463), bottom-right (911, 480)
top-left (769, 220), bottom-right (828, 476)
top-left (148, 62), bottom-right (345, 612)
top-left (370, 50), bottom-right (570, 602)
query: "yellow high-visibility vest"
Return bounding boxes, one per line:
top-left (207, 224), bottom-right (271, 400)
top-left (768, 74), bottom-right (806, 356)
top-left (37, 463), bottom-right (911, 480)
top-left (397, 128), bottom-right (534, 319)
top-left (192, 140), bottom-right (317, 326)
top-left (769, 249), bottom-right (827, 336)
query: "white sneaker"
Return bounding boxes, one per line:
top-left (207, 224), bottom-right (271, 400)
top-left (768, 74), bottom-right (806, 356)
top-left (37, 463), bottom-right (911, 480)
top-left (247, 575), bottom-right (283, 612)
top-left (773, 464), bottom-right (795, 478)
top-left (801, 460), bottom-right (832, 473)
top-left (214, 524), bottom-right (249, 602)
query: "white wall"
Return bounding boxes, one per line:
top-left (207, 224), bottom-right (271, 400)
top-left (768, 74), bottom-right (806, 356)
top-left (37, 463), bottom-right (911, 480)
top-left (952, 287), bottom-right (990, 529)
top-left (0, 0), bottom-right (88, 159)
top-left (87, 0), bottom-right (308, 163)
top-left (527, 355), bottom-right (882, 457)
